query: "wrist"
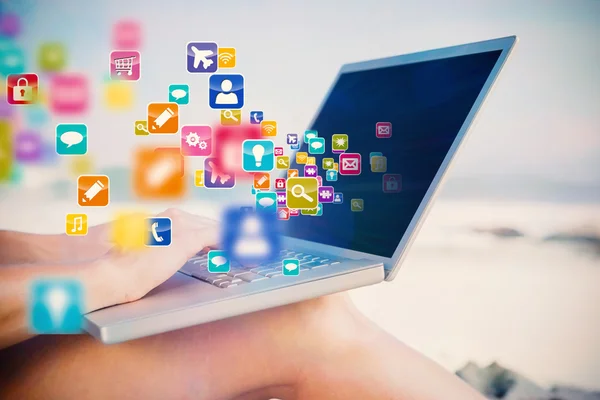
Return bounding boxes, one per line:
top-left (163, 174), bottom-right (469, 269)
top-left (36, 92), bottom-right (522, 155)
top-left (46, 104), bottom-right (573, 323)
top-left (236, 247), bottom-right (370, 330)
top-left (80, 255), bottom-right (137, 313)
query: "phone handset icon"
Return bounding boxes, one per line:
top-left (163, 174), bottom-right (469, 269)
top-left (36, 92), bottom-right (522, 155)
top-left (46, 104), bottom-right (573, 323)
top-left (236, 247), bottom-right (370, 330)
top-left (151, 222), bottom-right (163, 242)
top-left (252, 113), bottom-right (259, 123)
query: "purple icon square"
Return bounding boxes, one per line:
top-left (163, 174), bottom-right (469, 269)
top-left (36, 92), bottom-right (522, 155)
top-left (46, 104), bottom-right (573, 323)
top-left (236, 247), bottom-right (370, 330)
top-left (286, 133), bottom-right (298, 145)
top-left (276, 192), bottom-right (287, 206)
top-left (304, 165), bottom-right (318, 177)
top-left (186, 42), bottom-right (218, 73)
top-left (0, 13), bottom-right (21, 37)
top-left (0, 100), bottom-right (14, 118)
top-left (15, 131), bottom-right (42, 162)
top-left (204, 157), bottom-right (236, 189)
top-left (318, 186), bottom-right (335, 203)
top-left (332, 149), bottom-right (345, 154)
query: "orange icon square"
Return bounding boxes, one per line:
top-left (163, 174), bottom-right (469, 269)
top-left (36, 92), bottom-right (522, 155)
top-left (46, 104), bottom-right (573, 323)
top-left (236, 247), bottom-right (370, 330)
top-left (306, 156), bottom-right (316, 165)
top-left (253, 172), bottom-right (270, 189)
top-left (78, 175), bottom-right (110, 207)
top-left (333, 162), bottom-right (338, 171)
top-left (133, 147), bottom-right (186, 199)
top-left (287, 169), bottom-right (299, 178)
top-left (295, 152), bottom-right (308, 164)
top-left (260, 120), bottom-right (277, 137)
top-left (147, 103), bottom-right (179, 134)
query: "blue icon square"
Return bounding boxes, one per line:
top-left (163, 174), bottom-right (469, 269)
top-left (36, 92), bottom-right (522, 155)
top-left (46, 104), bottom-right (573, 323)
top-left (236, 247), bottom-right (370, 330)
top-left (304, 130), bottom-right (318, 143)
top-left (250, 111), bottom-right (263, 124)
top-left (146, 217), bottom-right (172, 246)
top-left (308, 137), bottom-right (325, 155)
top-left (256, 192), bottom-right (277, 214)
top-left (313, 203), bottom-right (323, 216)
top-left (207, 250), bottom-right (231, 273)
top-left (186, 42), bottom-right (218, 73)
top-left (369, 152), bottom-right (383, 163)
top-left (208, 74), bottom-right (244, 109)
top-left (290, 143), bottom-right (300, 150)
top-left (333, 192), bottom-right (343, 204)
top-left (55, 124), bottom-right (87, 155)
top-left (30, 279), bottom-right (84, 334)
top-left (326, 170), bottom-right (338, 182)
top-left (25, 105), bottom-right (49, 127)
top-left (168, 84), bottom-right (189, 104)
top-left (282, 259), bottom-right (300, 276)
top-left (242, 139), bottom-right (274, 172)
top-left (221, 208), bottom-right (281, 265)
top-left (0, 46), bottom-right (25, 76)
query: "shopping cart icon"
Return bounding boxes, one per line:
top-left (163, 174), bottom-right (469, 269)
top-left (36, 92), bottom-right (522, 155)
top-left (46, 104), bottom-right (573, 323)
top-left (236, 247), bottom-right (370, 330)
top-left (110, 51), bottom-right (141, 81)
top-left (114, 55), bottom-right (136, 76)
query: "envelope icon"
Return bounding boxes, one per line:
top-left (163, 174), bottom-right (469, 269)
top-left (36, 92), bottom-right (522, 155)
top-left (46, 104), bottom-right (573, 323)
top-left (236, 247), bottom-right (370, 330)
top-left (376, 122), bottom-right (392, 138)
top-left (342, 159), bottom-right (358, 170)
top-left (339, 153), bottom-right (362, 175)
top-left (377, 126), bottom-right (390, 136)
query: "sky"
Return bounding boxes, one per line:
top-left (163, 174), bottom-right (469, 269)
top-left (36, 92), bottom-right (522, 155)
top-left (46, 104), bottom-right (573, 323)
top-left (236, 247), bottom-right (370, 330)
top-left (5, 0), bottom-right (600, 197)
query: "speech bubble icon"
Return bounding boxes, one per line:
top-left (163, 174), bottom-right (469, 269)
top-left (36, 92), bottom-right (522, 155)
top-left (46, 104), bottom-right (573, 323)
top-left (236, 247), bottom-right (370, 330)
top-left (258, 197), bottom-right (275, 208)
top-left (310, 141), bottom-right (323, 149)
top-left (284, 262), bottom-right (298, 271)
top-left (60, 130), bottom-right (83, 148)
top-left (171, 88), bottom-right (187, 100)
top-left (211, 255), bottom-right (228, 267)
top-left (305, 133), bottom-right (316, 140)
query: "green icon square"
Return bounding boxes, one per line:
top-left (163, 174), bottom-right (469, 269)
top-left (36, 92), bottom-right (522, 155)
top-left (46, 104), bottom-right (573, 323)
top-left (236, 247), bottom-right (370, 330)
top-left (56, 124), bottom-right (87, 155)
top-left (282, 258), bottom-right (300, 276)
top-left (322, 158), bottom-right (334, 170)
top-left (208, 250), bottom-right (230, 273)
top-left (38, 42), bottom-right (67, 72)
top-left (332, 134), bottom-right (349, 151)
top-left (350, 199), bottom-right (364, 212)
top-left (134, 120), bottom-right (149, 135)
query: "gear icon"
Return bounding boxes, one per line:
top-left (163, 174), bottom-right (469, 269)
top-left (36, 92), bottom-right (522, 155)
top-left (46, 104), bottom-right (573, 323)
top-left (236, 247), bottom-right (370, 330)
top-left (198, 141), bottom-right (208, 150)
top-left (185, 132), bottom-right (200, 147)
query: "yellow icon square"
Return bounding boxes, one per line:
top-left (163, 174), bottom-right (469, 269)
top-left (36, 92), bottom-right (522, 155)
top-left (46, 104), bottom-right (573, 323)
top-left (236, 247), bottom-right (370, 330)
top-left (218, 47), bottom-right (236, 68)
top-left (220, 109), bottom-right (241, 125)
top-left (69, 155), bottom-right (93, 177)
top-left (111, 211), bottom-right (150, 251)
top-left (306, 156), bottom-right (316, 165)
top-left (261, 120), bottom-right (277, 136)
top-left (105, 81), bottom-right (134, 110)
top-left (135, 120), bottom-right (149, 135)
top-left (0, 121), bottom-right (13, 181)
top-left (371, 156), bottom-right (387, 173)
top-left (286, 177), bottom-right (319, 210)
top-left (276, 156), bottom-right (290, 169)
top-left (195, 170), bottom-right (204, 187)
top-left (66, 213), bottom-right (88, 236)
top-left (295, 152), bottom-right (308, 164)
top-left (333, 162), bottom-right (339, 171)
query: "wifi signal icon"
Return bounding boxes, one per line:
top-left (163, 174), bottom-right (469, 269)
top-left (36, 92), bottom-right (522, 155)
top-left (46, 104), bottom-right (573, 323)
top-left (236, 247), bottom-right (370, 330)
top-left (261, 120), bottom-right (277, 137)
top-left (218, 48), bottom-right (236, 68)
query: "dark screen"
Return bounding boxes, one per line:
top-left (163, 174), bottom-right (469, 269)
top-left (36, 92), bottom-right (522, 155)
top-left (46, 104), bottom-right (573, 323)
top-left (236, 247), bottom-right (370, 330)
top-left (282, 50), bottom-right (502, 258)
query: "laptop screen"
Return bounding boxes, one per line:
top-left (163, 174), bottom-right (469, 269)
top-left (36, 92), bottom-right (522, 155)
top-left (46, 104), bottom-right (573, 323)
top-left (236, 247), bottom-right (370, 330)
top-left (281, 49), bottom-right (503, 258)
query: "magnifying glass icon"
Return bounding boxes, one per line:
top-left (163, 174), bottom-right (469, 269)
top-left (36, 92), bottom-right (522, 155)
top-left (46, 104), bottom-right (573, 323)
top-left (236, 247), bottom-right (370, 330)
top-left (136, 123), bottom-right (149, 134)
top-left (291, 184), bottom-right (314, 202)
top-left (223, 110), bottom-right (239, 121)
top-left (277, 158), bottom-right (288, 167)
top-left (352, 200), bottom-right (362, 210)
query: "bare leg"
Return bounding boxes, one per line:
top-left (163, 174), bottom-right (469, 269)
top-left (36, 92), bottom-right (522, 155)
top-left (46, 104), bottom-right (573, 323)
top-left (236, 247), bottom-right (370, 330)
top-left (0, 294), bottom-right (483, 400)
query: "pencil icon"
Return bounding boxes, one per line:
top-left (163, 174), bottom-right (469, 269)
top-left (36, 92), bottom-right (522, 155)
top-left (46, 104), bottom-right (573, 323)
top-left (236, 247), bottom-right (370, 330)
top-left (80, 180), bottom-right (104, 203)
top-left (78, 175), bottom-right (109, 207)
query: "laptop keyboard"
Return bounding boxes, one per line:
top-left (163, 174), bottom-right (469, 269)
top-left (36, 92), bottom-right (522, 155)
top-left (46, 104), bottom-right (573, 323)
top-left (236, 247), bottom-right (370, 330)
top-left (178, 249), bottom-right (341, 289)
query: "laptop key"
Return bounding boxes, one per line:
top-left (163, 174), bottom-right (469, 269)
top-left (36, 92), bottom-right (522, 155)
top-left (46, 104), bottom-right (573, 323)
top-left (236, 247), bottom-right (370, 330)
top-left (239, 272), bottom-right (268, 282)
top-left (256, 268), bottom-right (277, 277)
top-left (196, 274), bottom-right (230, 284)
top-left (265, 271), bottom-right (283, 278)
top-left (301, 261), bottom-right (322, 269)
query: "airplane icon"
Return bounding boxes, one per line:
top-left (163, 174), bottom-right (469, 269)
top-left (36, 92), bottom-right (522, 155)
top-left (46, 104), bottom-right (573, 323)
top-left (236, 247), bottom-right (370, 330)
top-left (207, 160), bottom-right (233, 186)
top-left (187, 42), bottom-right (218, 73)
top-left (191, 46), bottom-right (214, 69)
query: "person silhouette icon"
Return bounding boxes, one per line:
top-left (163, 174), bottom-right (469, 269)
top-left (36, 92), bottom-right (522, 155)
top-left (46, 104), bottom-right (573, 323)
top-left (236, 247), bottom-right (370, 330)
top-left (215, 79), bottom-right (238, 105)
top-left (233, 214), bottom-right (270, 259)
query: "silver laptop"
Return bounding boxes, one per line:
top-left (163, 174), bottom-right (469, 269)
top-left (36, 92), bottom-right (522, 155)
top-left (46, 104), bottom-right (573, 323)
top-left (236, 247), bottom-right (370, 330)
top-left (85, 36), bottom-right (517, 344)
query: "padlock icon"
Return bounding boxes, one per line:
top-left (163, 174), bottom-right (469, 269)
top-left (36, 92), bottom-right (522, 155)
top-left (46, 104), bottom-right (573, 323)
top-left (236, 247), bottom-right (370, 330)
top-left (12, 77), bottom-right (33, 102)
top-left (383, 174), bottom-right (401, 193)
top-left (275, 178), bottom-right (286, 190)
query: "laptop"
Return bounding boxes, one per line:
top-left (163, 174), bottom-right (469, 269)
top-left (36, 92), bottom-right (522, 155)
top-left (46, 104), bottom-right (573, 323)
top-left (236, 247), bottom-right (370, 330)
top-left (85, 36), bottom-right (517, 344)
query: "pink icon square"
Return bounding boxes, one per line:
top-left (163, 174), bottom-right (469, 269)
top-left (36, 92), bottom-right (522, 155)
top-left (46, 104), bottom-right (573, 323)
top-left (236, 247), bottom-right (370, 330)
top-left (113, 20), bottom-right (142, 50)
top-left (274, 178), bottom-right (286, 191)
top-left (277, 208), bottom-right (290, 220)
top-left (289, 209), bottom-right (299, 216)
top-left (316, 176), bottom-right (322, 186)
top-left (339, 153), bottom-right (362, 176)
top-left (376, 122), bottom-right (392, 138)
top-left (110, 51), bottom-right (141, 81)
top-left (181, 125), bottom-right (212, 156)
top-left (382, 174), bottom-right (402, 193)
top-left (49, 73), bottom-right (89, 115)
top-left (274, 147), bottom-right (284, 156)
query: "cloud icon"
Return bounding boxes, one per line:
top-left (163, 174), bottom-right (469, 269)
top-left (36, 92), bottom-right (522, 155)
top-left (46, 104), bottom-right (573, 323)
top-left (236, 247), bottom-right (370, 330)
top-left (171, 88), bottom-right (187, 100)
top-left (60, 131), bottom-right (83, 148)
top-left (258, 197), bottom-right (275, 207)
top-left (310, 141), bottom-right (323, 149)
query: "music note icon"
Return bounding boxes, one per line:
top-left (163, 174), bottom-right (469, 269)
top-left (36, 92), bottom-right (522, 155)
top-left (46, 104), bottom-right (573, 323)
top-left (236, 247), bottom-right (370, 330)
top-left (370, 156), bottom-right (387, 173)
top-left (66, 214), bottom-right (88, 236)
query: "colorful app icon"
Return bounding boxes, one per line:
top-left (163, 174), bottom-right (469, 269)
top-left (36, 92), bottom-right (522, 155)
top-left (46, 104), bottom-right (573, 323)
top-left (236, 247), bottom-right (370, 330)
top-left (322, 158), bottom-right (334, 170)
top-left (304, 164), bottom-right (318, 177)
top-left (24, 106), bottom-right (48, 126)
top-left (256, 192), bottom-right (277, 213)
top-left (274, 178), bottom-right (286, 191)
top-left (168, 84), bottom-right (189, 105)
top-left (304, 130), bottom-right (318, 143)
top-left (147, 217), bottom-right (172, 246)
top-left (134, 120), bottom-right (149, 135)
top-left (38, 42), bottom-right (66, 72)
top-left (195, 170), bottom-right (204, 187)
top-left (350, 198), bottom-right (364, 212)
top-left (6, 73), bottom-right (38, 105)
top-left (15, 130), bottom-right (42, 162)
top-left (332, 134), bottom-right (348, 153)
top-left (339, 153), bottom-right (361, 176)
top-left (56, 124), bottom-right (87, 156)
top-left (276, 192), bottom-right (287, 206)
top-left (204, 157), bottom-right (236, 189)
top-left (325, 169), bottom-right (338, 182)
top-left (287, 169), bottom-right (298, 178)
top-left (187, 42), bottom-right (218, 73)
top-left (282, 259), bottom-right (299, 276)
top-left (371, 156), bottom-right (387, 172)
top-left (77, 175), bottom-right (109, 207)
top-left (109, 50), bottom-right (140, 81)
top-left (208, 74), bottom-right (244, 109)
top-left (250, 111), bottom-right (263, 124)
top-left (274, 147), bottom-right (284, 157)
top-left (286, 177), bottom-right (318, 210)
top-left (0, 45), bottom-right (25, 76)
top-left (316, 176), bottom-right (322, 186)
top-left (383, 174), bottom-right (402, 193)
top-left (291, 143), bottom-right (300, 150)
top-left (253, 172), bottom-right (270, 189)
top-left (242, 139), bottom-right (274, 172)
top-left (218, 47), bottom-right (236, 68)
top-left (308, 137), bottom-right (325, 155)
top-left (112, 19), bottom-right (142, 49)
top-left (49, 73), bottom-right (89, 115)
top-left (69, 155), bottom-right (93, 177)
top-left (260, 120), bottom-right (277, 137)
top-left (287, 133), bottom-right (298, 145)
top-left (369, 152), bottom-right (383, 163)
top-left (29, 278), bottom-right (83, 334)
top-left (306, 157), bottom-right (316, 166)
top-left (207, 250), bottom-right (230, 273)
top-left (318, 186), bottom-right (334, 203)
top-left (212, 124), bottom-right (263, 176)
top-left (147, 103), bottom-right (179, 134)
top-left (181, 125), bottom-right (212, 156)
top-left (104, 81), bottom-right (134, 110)
top-left (301, 203), bottom-right (323, 216)
top-left (289, 208), bottom-right (300, 216)
top-left (333, 192), bottom-right (344, 204)
top-left (376, 122), bottom-right (392, 138)
top-left (276, 156), bottom-right (289, 169)
top-left (66, 213), bottom-right (88, 236)
top-left (277, 208), bottom-right (290, 221)
top-left (333, 162), bottom-right (338, 171)
top-left (0, 13), bottom-right (21, 38)
top-left (133, 147), bottom-right (186, 199)
top-left (295, 152), bottom-right (308, 164)
top-left (111, 212), bottom-right (149, 250)
top-left (220, 109), bottom-right (241, 125)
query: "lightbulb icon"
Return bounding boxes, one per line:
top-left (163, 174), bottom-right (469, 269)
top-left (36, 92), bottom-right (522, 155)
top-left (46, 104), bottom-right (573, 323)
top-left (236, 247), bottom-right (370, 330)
top-left (252, 144), bottom-right (265, 167)
top-left (45, 286), bottom-right (69, 328)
